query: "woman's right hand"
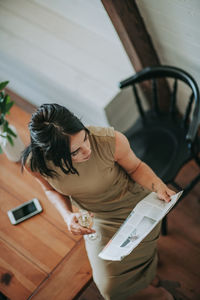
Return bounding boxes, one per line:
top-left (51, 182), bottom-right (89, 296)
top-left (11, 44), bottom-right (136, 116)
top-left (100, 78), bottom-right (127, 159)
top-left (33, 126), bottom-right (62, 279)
top-left (64, 212), bottom-right (96, 236)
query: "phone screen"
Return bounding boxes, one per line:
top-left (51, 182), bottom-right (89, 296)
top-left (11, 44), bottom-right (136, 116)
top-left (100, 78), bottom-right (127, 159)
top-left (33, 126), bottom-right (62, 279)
top-left (13, 202), bottom-right (37, 221)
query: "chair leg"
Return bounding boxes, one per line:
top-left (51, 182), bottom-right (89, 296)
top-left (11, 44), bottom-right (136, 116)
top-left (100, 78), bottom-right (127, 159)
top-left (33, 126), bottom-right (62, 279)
top-left (161, 216), bottom-right (167, 236)
top-left (163, 162), bottom-right (200, 236)
top-left (170, 170), bottom-right (200, 203)
top-left (170, 181), bottom-right (182, 191)
top-left (182, 173), bottom-right (200, 198)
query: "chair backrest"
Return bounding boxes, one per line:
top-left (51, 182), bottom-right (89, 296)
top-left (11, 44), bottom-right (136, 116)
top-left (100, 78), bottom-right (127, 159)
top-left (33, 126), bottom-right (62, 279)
top-left (119, 65), bottom-right (200, 143)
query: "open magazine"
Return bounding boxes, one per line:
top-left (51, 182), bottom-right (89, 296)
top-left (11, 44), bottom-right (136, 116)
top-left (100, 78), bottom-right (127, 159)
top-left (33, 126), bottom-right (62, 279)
top-left (98, 191), bottom-right (183, 261)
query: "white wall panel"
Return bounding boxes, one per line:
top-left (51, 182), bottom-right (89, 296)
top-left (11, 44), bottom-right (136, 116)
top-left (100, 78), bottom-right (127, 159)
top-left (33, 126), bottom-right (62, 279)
top-left (136, 0), bottom-right (200, 78)
top-left (0, 0), bottom-right (133, 126)
top-left (33, 0), bottom-right (120, 43)
top-left (136, 0), bottom-right (200, 117)
top-left (1, 0), bottom-right (199, 127)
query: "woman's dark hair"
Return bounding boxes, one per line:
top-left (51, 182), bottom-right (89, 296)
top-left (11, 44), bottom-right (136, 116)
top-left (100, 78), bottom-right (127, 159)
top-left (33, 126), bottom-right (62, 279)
top-left (21, 103), bottom-right (89, 178)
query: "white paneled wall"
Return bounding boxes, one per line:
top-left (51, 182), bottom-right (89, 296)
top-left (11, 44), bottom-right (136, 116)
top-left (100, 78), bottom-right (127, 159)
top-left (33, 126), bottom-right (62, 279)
top-left (136, 0), bottom-right (200, 75)
top-left (0, 0), bottom-right (133, 125)
top-left (136, 0), bottom-right (200, 114)
top-left (1, 0), bottom-right (199, 127)
top-left (34, 0), bottom-right (119, 43)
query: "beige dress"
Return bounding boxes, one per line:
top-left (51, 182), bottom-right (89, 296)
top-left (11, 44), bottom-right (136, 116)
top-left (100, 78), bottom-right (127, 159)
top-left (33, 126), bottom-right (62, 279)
top-left (44, 126), bottom-right (161, 300)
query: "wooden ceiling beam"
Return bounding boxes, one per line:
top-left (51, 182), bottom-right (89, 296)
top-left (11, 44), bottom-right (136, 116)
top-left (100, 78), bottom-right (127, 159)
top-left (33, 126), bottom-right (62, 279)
top-left (101, 0), bottom-right (171, 109)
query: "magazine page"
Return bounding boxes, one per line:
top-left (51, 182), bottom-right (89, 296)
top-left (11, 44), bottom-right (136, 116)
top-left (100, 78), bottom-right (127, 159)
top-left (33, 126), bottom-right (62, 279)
top-left (98, 191), bottom-right (183, 261)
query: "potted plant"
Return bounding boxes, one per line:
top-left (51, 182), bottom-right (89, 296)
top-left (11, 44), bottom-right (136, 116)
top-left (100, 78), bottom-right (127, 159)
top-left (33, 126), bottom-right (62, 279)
top-left (0, 81), bottom-right (25, 162)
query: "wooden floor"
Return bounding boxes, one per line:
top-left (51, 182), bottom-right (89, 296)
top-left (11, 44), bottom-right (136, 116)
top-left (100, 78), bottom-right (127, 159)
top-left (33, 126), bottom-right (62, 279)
top-left (1, 102), bottom-right (200, 300)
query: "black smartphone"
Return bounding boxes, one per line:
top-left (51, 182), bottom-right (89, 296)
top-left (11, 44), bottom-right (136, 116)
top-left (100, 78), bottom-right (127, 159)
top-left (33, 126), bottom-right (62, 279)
top-left (7, 198), bottom-right (43, 225)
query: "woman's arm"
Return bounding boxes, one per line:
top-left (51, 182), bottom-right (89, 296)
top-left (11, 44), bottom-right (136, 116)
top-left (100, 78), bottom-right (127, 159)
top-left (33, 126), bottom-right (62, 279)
top-left (25, 167), bottom-right (73, 220)
top-left (114, 131), bottom-right (176, 202)
top-left (24, 167), bottom-right (95, 235)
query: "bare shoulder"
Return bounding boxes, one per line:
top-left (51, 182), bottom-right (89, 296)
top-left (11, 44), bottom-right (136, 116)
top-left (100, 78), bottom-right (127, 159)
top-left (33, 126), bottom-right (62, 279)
top-left (114, 131), bottom-right (141, 174)
top-left (24, 165), bottom-right (54, 191)
top-left (24, 165), bottom-right (42, 180)
top-left (114, 131), bottom-right (131, 161)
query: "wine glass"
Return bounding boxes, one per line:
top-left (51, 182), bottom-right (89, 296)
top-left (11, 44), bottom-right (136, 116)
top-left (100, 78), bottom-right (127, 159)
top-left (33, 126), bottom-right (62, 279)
top-left (78, 210), bottom-right (101, 242)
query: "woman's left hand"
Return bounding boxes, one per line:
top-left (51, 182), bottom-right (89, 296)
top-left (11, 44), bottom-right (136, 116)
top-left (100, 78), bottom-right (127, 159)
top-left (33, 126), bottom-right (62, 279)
top-left (157, 185), bottom-right (176, 202)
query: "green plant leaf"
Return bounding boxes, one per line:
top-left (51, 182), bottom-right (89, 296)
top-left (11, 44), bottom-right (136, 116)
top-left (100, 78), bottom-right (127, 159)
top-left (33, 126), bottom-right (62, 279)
top-left (7, 135), bottom-right (14, 146)
top-left (0, 91), bottom-right (5, 103)
top-left (0, 115), bottom-right (4, 125)
top-left (1, 94), bottom-right (11, 114)
top-left (0, 145), bottom-right (3, 154)
top-left (0, 95), bottom-right (8, 114)
top-left (7, 126), bottom-right (17, 137)
top-left (0, 100), bottom-right (5, 114)
top-left (3, 120), bottom-right (8, 132)
top-left (5, 101), bottom-right (14, 114)
top-left (0, 81), bottom-right (9, 90)
top-left (5, 94), bottom-right (11, 103)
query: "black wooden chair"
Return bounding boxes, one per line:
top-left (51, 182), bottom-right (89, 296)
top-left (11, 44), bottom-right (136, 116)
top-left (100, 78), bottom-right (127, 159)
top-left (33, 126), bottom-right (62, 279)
top-left (119, 65), bottom-right (200, 235)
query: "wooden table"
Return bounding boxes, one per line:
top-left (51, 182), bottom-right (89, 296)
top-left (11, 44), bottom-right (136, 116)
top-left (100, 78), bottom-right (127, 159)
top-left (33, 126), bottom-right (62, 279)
top-left (0, 105), bottom-right (92, 300)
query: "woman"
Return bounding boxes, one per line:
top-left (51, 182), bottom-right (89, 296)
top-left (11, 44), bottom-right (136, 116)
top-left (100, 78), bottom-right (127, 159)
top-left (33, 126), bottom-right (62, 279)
top-left (21, 103), bottom-right (175, 300)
